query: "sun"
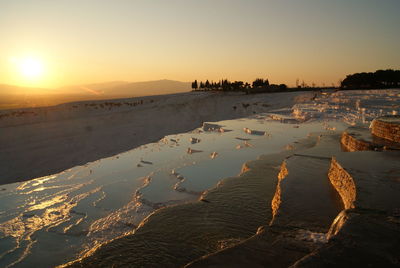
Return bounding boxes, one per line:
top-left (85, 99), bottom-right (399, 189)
top-left (17, 57), bottom-right (44, 79)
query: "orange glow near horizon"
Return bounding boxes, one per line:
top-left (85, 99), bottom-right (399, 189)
top-left (1, 1), bottom-right (399, 90)
top-left (6, 54), bottom-right (53, 89)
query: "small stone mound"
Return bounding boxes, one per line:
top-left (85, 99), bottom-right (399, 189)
top-left (371, 115), bottom-right (400, 143)
top-left (340, 128), bottom-right (375, 152)
top-left (341, 125), bottom-right (400, 152)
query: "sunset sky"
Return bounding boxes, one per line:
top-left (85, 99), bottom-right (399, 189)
top-left (1, 0), bottom-right (399, 88)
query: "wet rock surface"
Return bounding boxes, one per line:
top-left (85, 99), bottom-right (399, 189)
top-left (329, 151), bottom-right (400, 212)
top-left (271, 134), bottom-right (344, 232)
top-left (186, 135), bottom-right (400, 268)
top-left (185, 225), bottom-right (320, 268)
top-left (69, 90), bottom-right (400, 268)
top-left (291, 151), bottom-right (400, 267)
top-left (4, 90), bottom-right (400, 267)
top-left (66, 137), bottom-right (320, 268)
top-left (65, 129), bottom-right (400, 268)
top-left (270, 155), bottom-right (342, 232)
top-left (291, 209), bottom-right (400, 267)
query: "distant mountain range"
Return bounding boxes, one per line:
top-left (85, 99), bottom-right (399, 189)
top-left (0, 79), bottom-right (191, 109)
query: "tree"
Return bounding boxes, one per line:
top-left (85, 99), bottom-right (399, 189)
top-left (279, 84), bottom-right (287, 90)
top-left (232, 81), bottom-right (244, 91)
top-left (191, 80), bottom-right (198, 90)
top-left (252, 78), bottom-right (264, 88)
top-left (193, 76), bottom-right (291, 94)
top-left (341, 69), bottom-right (400, 89)
top-left (205, 80), bottom-right (210, 89)
top-left (221, 79), bottom-right (231, 91)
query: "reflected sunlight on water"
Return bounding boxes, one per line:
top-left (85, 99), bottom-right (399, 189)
top-left (0, 89), bottom-right (399, 267)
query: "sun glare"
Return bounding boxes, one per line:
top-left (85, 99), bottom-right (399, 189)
top-left (18, 58), bottom-right (44, 79)
top-left (10, 56), bottom-right (45, 83)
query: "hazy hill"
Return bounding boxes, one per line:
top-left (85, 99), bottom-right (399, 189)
top-left (101, 79), bottom-right (190, 96)
top-left (57, 81), bottom-right (129, 95)
top-left (59, 79), bottom-right (190, 96)
top-left (0, 80), bottom-right (191, 110)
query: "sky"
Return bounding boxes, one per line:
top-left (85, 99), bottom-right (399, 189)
top-left (1, 0), bottom-right (400, 88)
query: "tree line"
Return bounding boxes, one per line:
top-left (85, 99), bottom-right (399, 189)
top-left (341, 69), bottom-right (400, 89)
top-left (191, 69), bottom-right (400, 94)
top-left (191, 78), bottom-right (288, 94)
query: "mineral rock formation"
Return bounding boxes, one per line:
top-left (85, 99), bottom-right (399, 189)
top-left (371, 115), bottom-right (400, 143)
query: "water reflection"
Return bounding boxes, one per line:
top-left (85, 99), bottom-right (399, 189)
top-left (0, 89), bottom-right (398, 267)
top-left (1, 119), bottom-right (344, 267)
